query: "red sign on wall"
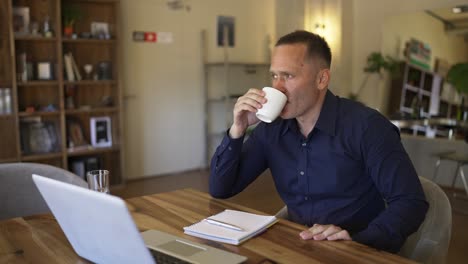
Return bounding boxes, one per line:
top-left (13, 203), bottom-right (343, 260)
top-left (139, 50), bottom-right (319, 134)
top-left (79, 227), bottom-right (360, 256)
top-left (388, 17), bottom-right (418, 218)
top-left (144, 32), bottom-right (157, 42)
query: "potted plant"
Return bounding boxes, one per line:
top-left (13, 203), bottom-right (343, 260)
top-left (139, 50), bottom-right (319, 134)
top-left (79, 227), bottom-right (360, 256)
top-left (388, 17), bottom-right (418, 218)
top-left (62, 4), bottom-right (82, 37)
top-left (349, 52), bottom-right (400, 101)
top-left (447, 63), bottom-right (468, 120)
top-left (447, 63), bottom-right (468, 94)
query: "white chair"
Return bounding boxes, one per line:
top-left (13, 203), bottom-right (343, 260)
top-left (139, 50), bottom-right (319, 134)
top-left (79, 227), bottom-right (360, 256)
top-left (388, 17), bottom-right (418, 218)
top-left (399, 177), bottom-right (451, 264)
top-left (0, 162), bottom-right (87, 220)
top-left (275, 177), bottom-right (452, 263)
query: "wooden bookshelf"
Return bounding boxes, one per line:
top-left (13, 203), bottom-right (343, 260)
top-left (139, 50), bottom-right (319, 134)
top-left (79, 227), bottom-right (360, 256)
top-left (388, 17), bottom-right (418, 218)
top-left (0, 0), bottom-right (124, 185)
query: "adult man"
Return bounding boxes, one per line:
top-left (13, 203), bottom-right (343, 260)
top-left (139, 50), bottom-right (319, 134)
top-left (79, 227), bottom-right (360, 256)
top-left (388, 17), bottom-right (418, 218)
top-left (209, 30), bottom-right (428, 253)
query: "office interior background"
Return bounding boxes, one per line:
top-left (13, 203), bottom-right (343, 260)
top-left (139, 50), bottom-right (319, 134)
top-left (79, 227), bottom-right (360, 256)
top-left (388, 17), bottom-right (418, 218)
top-left (120, 0), bottom-right (468, 180)
top-left (1, 0), bottom-right (468, 262)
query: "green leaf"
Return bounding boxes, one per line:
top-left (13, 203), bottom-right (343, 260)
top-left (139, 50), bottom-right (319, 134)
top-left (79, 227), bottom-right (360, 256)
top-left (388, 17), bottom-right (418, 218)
top-left (447, 63), bottom-right (468, 94)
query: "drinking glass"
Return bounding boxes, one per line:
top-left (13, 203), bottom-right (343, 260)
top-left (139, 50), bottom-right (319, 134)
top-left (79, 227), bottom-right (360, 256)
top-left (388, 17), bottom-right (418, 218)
top-left (86, 170), bottom-right (110, 194)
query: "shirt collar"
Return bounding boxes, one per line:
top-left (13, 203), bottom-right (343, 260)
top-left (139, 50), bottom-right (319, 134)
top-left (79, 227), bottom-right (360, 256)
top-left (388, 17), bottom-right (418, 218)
top-left (281, 89), bottom-right (337, 137)
top-left (315, 90), bottom-right (337, 137)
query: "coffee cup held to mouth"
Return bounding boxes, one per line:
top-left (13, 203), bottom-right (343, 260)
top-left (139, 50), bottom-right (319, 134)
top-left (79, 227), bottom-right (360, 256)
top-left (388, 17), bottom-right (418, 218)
top-left (255, 87), bottom-right (287, 123)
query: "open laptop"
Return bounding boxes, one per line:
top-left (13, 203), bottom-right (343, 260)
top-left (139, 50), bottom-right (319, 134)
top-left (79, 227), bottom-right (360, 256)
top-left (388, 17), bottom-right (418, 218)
top-left (32, 174), bottom-right (247, 264)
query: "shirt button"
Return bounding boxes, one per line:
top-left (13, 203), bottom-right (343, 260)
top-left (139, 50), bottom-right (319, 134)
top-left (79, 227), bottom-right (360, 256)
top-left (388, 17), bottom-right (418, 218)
top-left (302, 142), bottom-right (307, 146)
top-left (228, 146), bottom-right (232, 151)
top-left (304, 196), bottom-right (308, 201)
top-left (300, 171), bottom-right (304, 175)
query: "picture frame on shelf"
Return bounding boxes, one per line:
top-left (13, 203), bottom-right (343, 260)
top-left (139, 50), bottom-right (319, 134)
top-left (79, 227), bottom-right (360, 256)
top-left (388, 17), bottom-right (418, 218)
top-left (91, 22), bottom-right (110, 39)
top-left (37, 61), bottom-right (54, 80)
top-left (12, 7), bottom-right (30, 35)
top-left (90, 116), bottom-right (112, 147)
top-left (67, 118), bottom-right (88, 149)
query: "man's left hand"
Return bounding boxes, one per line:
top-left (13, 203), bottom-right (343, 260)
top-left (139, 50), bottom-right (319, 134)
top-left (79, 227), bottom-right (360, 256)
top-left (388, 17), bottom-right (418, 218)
top-left (299, 224), bottom-right (352, 241)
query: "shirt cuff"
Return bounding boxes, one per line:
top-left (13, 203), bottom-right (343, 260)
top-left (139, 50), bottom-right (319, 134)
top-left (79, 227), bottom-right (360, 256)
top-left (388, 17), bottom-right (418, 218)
top-left (351, 226), bottom-right (401, 253)
top-left (217, 129), bottom-right (244, 154)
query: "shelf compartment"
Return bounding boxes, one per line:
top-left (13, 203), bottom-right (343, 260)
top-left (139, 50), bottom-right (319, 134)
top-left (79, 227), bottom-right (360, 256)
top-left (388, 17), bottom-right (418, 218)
top-left (67, 149), bottom-right (121, 185)
top-left (19, 115), bottom-right (62, 156)
top-left (17, 84), bottom-right (60, 112)
top-left (66, 113), bottom-right (120, 151)
top-left (15, 41), bottom-right (59, 69)
top-left (64, 1), bottom-right (118, 40)
top-left (62, 42), bottom-right (116, 82)
top-left (64, 83), bottom-right (117, 110)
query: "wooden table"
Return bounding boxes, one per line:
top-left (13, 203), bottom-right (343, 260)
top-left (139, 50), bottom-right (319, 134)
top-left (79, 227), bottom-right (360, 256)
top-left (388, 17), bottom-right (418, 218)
top-left (0, 188), bottom-right (415, 264)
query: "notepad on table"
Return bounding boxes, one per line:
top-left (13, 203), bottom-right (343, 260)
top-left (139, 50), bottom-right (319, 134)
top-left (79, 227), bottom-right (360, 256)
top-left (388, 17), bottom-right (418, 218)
top-left (183, 209), bottom-right (278, 245)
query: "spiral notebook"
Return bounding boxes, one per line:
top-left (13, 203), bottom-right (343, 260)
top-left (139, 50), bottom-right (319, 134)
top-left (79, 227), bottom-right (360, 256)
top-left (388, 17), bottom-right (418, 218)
top-left (183, 209), bottom-right (278, 245)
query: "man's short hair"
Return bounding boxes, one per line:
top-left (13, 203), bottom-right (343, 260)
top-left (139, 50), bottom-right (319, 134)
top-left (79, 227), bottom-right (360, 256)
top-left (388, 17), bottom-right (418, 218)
top-left (275, 30), bottom-right (332, 68)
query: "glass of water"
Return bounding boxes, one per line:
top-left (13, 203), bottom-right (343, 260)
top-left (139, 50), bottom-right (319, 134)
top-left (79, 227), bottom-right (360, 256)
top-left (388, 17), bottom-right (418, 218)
top-left (86, 170), bottom-right (110, 194)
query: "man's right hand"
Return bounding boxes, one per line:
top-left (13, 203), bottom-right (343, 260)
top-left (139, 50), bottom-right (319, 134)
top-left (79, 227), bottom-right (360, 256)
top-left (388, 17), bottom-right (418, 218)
top-left (229, 88), bottom-right (267, 139)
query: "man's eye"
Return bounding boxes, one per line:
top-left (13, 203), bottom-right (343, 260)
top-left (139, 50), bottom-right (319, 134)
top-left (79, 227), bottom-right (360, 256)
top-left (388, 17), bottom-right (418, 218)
top-left (286, 74), bottom-right (294, 79)
top-left (271, 74), bottom-right (278, 79)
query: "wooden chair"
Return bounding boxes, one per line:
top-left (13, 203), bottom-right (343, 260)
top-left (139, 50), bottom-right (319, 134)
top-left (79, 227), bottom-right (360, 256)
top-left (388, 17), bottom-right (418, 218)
top-left (0, 162), bottom-right (87, 221)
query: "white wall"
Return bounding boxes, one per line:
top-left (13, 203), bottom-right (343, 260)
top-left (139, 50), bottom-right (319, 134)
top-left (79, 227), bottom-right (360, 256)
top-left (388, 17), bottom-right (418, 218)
top-left (121, 0), bottom-right (275, 179)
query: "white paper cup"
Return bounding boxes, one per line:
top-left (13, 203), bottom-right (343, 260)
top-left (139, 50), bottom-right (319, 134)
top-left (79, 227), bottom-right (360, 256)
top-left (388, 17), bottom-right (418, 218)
top-left (256, 87), bottom-right (287, 123)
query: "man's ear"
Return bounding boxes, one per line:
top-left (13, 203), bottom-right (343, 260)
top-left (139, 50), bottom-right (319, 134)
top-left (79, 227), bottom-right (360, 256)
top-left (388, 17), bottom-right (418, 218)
top-left (317, 69), bottom-right (330, 90)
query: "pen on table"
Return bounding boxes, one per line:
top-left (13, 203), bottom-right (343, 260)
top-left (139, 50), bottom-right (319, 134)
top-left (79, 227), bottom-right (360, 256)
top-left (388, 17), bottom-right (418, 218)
top-left (205, 218), bottom-right (245, 231)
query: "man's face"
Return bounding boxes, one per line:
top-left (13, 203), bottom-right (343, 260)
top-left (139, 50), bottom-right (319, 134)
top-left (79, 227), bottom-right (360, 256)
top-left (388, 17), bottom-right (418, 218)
top-left (270, 43), bottom-right (323, 120)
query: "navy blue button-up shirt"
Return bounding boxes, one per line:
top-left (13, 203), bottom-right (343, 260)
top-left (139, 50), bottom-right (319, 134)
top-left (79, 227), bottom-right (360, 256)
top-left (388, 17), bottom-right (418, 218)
top-left (210, 90), bottom-right (428, 253)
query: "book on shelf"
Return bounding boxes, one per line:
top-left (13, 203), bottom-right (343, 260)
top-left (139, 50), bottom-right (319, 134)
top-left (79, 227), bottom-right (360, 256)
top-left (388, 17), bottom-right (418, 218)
top-left (70, 156), bottom-right (101, 181)
top-left (183, 209), bottom-right (278, 245)
top-left (70, 159), bottom-right (86, 179)
top-left (69, 52), bottom-right (82, 81)
top-left (64, 53), bottom-right (75, 81)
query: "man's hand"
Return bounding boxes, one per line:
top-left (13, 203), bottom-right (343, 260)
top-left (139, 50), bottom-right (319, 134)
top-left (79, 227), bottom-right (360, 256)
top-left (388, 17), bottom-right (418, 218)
top-left (229, 88), bottom-right (266, 139)
top-left (299, 224), bottom-right (352, 241)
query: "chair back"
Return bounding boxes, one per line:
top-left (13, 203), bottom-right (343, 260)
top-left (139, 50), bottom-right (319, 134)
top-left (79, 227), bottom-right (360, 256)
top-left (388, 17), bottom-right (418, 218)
top-left (399, 177), bottom-right (452, 264)
top-left (0, 162), bottom-right (87, 220)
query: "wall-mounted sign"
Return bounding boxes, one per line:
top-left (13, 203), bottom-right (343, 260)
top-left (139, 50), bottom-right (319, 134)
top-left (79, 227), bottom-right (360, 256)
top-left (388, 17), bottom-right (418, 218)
top-left (133, 31), bottom-right (145, 41)
top-left (132, 31), bottom-right (173, 44)
top-left (157, 32), bottom-right (173, 43)
top-left (145, 32), bottom-right (157, 42)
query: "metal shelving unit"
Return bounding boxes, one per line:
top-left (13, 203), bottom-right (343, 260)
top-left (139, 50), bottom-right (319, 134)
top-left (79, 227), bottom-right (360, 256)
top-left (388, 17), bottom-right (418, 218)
top-left (201, 30), bottom-right (270, 166)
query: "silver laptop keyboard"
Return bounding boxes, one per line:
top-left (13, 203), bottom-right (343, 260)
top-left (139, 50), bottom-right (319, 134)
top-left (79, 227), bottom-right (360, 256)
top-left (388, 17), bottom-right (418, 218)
top-left (149, 248), bottom-right (192, 264)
